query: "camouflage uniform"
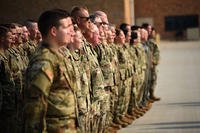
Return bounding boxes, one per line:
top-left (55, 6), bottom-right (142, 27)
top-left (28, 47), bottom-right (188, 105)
top-left (114, 44), bottom-right (132, 122)
top-left (127, 44), bottom-right (138, 114)
top-left (148, 39), bottom-right (160, 98)
top-left (0, 51), bottom-right (16, 133)
top-left (18, 44), bottom-right (29, 68)
top-left (94, 42), bottom-right (114, 130)
top-left (71, 49), bottom-right (91, 133)
top-left (61, 46), bottom-right (91, 133)
top-left (5, 46), bottom-right (25, 133)
top-left (109, 43), bottom-right (121, 123)
top-left (23, 40), bottom-right (37, 60)
top-left (23, 42), bottom-right (78, 133)
top-left (123, 44), bottom-right (134, 114)
top-left (141, 41), bottom-right (152, 106)
top-left (134, 43), bottom-right (147, 106)
top-left (82, 40), bottom-right (105, 133)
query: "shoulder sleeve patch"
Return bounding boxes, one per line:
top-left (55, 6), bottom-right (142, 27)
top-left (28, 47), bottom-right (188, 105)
top-left (41, 61), bottom-right (54, 83)
top-left (30, 60), bottom-right (54, 83)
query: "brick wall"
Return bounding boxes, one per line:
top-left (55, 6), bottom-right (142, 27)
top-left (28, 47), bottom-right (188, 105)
top-left (1, 0), bottom-right (198, 39)
top-left (135, 0), bottom-right (200, 39)
top-left (0, 0), bottom-right (125, 26)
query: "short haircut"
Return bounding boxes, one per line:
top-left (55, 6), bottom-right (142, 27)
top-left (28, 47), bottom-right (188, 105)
top-left (108, 23), bottom-right (116, 30)
top-left (131, 25), bottom-right (140, 31)
top-left (2, 23), bottom-right (16, 29)
top-left (71, 6), bottom-right (88, 19)
top-left (141, 23), bottom-right (149, 29)
top-left (38, 9), bottom-right (70, 37)
top-left (24, 19), bottom-right (38, 28)
top-left (131, 31), bottom-right (138, 40)
top-left (115, 29), bottom-right (123, 36)
top-left (89, 14), bottom-right (97, 23)
top-left (120, 23), bottom-right (129, 36)
top-left (0, 26), bottom-right (10, 37)
top-left (130, 31), bottom-right (138, 44)
top-left (12, 23), bottom-right (22, 27)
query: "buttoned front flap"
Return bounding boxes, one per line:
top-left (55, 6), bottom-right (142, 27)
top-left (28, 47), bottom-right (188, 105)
top-left (119, 69), bottom-right (126, 80)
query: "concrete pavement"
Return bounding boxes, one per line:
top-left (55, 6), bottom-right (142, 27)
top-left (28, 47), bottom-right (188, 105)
top-left (119, 41), bottom-right (200, 133)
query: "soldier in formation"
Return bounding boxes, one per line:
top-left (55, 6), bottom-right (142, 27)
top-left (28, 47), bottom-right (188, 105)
top-left (0, 6), bottom-right (160, 133)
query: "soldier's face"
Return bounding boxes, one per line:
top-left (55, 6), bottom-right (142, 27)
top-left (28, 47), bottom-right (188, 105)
top-left (115, 31), bottom-right (125, 44)
top-left (151, 30), bottom-right (156, 38)
top-left (10, 28), bottom-right (17, 45)
top-left (111, 26), bottom-right (116, 38)
top-left (147, 25), bottom-right (152, 35)
top-left (56, 17), bottom-right (74, 46)
top-left (16, 27), bottom-right (23, 44)
top-left (3, 31), bottom-right (12, 49)
top-left (22, 26), bottom-right (30, 42)
top-left (125, 31), bottom-right (131, 43)
top-left (93, 28), bottom-right (100, 45)
top-left (140, 29), bottom-right (148, 41)
top-left (28, 23), bottom-right (39, 39)
top-left (77, 9), bottom-right (91, 32)
top-left (85, 24), bottom-right (100, 45)
top-left (72, 30), bottom-right (83, 49)
top-left (107, 30), bottom-right (114, 43)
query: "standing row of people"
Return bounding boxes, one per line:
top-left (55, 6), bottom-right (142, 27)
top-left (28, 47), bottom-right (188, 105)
top-left (0, 6), bottom-right (160, 133)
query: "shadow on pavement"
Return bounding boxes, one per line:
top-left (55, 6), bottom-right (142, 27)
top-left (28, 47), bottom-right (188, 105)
top-left (142, 121), bottom-right (200, 130)
top-left (154, 125), bottom-right (200, 130)
top-left (143, 121), bottom-right (200, 126)
top-left (166, 102), bottom-right (200, 107)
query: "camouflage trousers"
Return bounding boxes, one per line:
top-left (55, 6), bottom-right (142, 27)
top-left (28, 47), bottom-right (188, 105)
top-left (128, 76), bottom-right (139, 114)
top-left (141, 67), bottom-right (151, 106)
top-left (114, 77), bottom-right (132, 120)
top-left (78, 113), bottom-right (90, 133)
top-left (98, 91), bottom-right (110, 133)
top-left (104, 85), bottom-right (118, 128)
top-left (90, 109), bottom-right (106, 133)
top-left (149, 66), bottom-right (158, 97)
top-left (46, 118), bottom-right (77, 133)
top-left (90, 93), bottom-right (109, 133)
top-left (137, 69), bottom-right (146, 106)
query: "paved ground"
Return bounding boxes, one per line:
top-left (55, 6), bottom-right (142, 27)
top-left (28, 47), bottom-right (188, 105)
top-left (119, 41), bottom-right (200, 133)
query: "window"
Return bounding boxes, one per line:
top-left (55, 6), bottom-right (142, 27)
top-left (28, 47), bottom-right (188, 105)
top-left (165, 15), bottom-right (199, 31)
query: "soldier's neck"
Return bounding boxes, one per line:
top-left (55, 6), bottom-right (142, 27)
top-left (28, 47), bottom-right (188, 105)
top-left (0, 47), bottom-right (4, 52)
top-left (42, 37), bottom-right (60, 51)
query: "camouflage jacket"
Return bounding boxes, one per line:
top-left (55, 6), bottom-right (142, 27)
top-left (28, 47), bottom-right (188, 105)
top-left (148, 39), bottom-right (160, 66)
top-left (82, 39), bottom-right (105, 115)
top-left (116, 44), bottom-right (133, 80)
top-left (134, 42), bottom-right (147, 72)
top-left (24, 42), bottom-right (77, 132)
top-left (109, 43), bottom-right (120, 85)
top-left (5, 47), bottom-right (24, 103)
top-left (0, 51), bottom-right (15, 113)
top-left (23, 40), bottom-right (37, 60)
top-left (94, 43), bottom-right (114, 87)
top-left (71, 49), bottom-right (91, 115)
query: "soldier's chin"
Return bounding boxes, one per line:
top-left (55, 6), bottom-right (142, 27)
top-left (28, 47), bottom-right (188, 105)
top-left (57, 42), bottom-right (66, 47)
top-left (62, 41), bottom-right (71, 47)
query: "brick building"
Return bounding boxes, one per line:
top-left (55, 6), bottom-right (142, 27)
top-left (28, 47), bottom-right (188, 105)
top-left (135, 0), bottom-right (200, 39)
top-left (0, 0), bottom-right (200, 39)
top-left (0, 0), bottom-right (127, 26)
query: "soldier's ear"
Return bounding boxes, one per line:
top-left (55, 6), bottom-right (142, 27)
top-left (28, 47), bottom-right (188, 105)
top-left (0, 36), bottom-right (5, 44)
top-left (76, 17), bottom-right (81, 25)
top-left (50, 26), bottom-right (57, 37)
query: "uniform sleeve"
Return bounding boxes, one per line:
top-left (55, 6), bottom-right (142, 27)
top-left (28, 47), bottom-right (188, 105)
top-left (153, 44), bottom-right (160, 65)
top-left (24, 60), bottom-right (54, 133)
